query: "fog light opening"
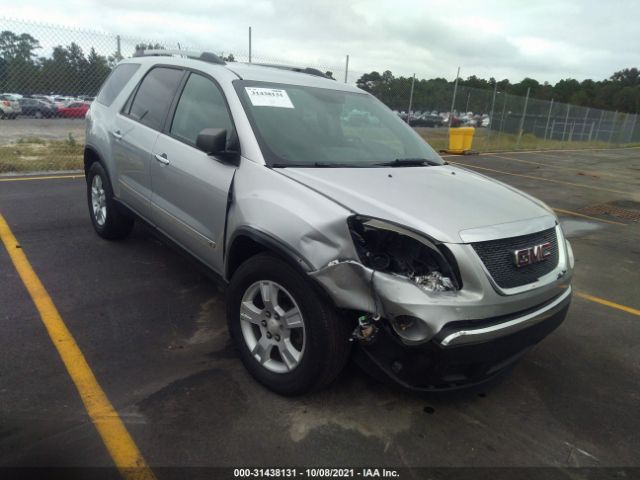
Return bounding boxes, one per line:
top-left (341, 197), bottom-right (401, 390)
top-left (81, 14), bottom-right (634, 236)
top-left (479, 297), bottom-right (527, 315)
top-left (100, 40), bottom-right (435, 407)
top-left (391, 315), bottom-right (431, 342)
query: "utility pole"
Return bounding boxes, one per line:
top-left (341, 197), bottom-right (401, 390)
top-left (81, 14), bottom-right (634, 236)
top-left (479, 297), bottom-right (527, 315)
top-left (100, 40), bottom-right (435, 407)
top-left (116, 35), bottom-right (121, 59)
top-left (344, 55), bottom-right (349, 84)
top-left (407, 73), bottom-right (416, 125)
top-left (248, 27), bottom-right (252, 63)
top-left (449, 66), bottom-right (460, 128)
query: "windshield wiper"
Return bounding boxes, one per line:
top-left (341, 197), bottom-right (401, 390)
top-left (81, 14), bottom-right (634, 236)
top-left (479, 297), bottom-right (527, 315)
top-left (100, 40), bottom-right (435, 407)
top-left (270, 162), bottom-right (362, 168)
top-left (373, 158), bottom-right (442, 167)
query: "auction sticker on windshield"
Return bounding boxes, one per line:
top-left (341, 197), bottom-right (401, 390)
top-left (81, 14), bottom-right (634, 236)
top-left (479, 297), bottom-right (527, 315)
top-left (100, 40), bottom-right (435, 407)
top-left (245, 87), bottom-right (294, 108)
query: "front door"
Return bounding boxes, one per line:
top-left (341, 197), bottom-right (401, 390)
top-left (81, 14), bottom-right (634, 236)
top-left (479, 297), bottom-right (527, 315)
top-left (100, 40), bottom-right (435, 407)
top-left (150, 72), bottom-right (237, 272)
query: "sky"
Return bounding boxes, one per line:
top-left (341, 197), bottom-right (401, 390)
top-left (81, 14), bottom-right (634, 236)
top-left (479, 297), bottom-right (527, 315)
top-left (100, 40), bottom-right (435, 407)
top-left (1, 0), bottom-right (639, 83)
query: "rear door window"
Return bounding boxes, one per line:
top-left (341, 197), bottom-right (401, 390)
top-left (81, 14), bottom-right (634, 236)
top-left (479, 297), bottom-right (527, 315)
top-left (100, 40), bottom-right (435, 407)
top-left (170, 73), bottom-right (233, 146)
top-left (96, 63), bottom-right (140, 107)
top-left (127, 67), bottom-right (184, 131)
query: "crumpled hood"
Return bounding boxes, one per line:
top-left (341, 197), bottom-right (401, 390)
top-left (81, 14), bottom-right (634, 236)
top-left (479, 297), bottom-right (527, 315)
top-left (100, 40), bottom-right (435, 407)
top-left (278, 164), bottom-right (554, 244)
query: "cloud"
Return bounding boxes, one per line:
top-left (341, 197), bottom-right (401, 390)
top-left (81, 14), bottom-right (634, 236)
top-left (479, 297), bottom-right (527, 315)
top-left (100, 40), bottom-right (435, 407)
top-left (1, 0), bottom-right (638, 82)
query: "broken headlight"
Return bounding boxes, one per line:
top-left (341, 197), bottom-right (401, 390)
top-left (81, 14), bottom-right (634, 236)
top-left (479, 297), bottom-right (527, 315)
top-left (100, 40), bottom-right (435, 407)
top-left (347, 216), bottom-right (460, 291)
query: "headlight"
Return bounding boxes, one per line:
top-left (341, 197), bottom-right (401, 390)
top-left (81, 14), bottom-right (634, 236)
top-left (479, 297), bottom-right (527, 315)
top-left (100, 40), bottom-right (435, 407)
top-left (347, 216), bottom-right (460, 292)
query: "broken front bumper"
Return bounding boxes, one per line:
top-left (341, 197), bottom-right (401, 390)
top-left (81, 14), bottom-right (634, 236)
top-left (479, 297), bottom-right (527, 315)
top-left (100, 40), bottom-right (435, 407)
top-left (355, 288), bottom-right (571, 390)
top-left (309, 235), bottom-right (573, 390)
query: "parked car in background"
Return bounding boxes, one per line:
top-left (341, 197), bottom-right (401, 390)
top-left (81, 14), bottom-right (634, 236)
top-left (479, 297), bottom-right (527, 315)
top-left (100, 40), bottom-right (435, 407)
top-left (0, 94), bottom-right (21, 119)
top-left (31, 94), bottom-right (56, 105)
top-left (412, 113), bottom-right (444, 127)
top-left (0, 99), bottom-right (17, 119)
top-left (18, 98), bottom-right (58, 118)
top-left (57, 101), bottom-right (90, 118)
top-left (53, 96), bottom-right (75, 108)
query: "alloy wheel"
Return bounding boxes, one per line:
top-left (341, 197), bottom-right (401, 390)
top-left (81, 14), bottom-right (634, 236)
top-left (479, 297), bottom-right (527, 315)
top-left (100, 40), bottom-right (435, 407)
top-left (239, 280), bottom-right (306, 373)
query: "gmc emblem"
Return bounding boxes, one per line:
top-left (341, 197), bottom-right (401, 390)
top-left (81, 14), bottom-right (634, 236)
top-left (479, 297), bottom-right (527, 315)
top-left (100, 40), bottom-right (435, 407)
top-left (513, 242), bottom-right (552, 268)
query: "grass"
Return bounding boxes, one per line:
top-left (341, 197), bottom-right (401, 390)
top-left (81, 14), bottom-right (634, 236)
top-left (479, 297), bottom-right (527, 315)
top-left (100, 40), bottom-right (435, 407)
top-left (0, 137), bottom-right (83, 173)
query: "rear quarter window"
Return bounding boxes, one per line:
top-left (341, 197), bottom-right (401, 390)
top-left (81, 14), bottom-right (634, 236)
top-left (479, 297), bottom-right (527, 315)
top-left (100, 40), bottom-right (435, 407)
top-left (96, 63), bottom-right (141, 107)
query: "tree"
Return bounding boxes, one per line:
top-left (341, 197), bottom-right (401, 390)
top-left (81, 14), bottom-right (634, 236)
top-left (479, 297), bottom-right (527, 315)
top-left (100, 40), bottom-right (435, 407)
top-left (0, 31), bottom-right (40, 62)
top-left (611, 68), bottom-right (640, 86)
top-left (553, 78), bottom-right (581, 103)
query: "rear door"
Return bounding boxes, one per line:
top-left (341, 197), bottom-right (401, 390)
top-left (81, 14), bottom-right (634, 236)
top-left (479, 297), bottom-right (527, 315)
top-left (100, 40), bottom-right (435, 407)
top-left (150, 71), bottom-right (237, 271)
top-left (111, 66), bottom-right (184, 219)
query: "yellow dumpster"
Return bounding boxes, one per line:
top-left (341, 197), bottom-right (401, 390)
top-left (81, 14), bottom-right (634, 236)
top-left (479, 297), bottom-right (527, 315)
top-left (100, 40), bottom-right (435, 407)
top-left (447, 127), bottom-right (475, 154)
top-left (462, 126), bottom-right (475, 151)
top-left (448, 128), bottom-right (465, 154)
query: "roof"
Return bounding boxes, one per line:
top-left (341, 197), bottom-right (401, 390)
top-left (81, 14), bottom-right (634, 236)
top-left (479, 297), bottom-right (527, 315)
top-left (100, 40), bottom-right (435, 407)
top-left (122, 53), bottom-right (362, 93)
top-left (225, 63), bottom-right (362, 93)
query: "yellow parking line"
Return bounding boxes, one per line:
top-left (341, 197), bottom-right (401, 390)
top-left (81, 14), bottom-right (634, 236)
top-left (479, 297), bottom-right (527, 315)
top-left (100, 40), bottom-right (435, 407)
top-left (450, 161), bottom-right (634, 195)
top-left (0, 213), bottom-right (155, 480)
top-left (0, 174), bottom-right (84, 182)
top-left (576, 292), bottom-right (640, 316)
top-left (552, 208), bottom-right (627, 226)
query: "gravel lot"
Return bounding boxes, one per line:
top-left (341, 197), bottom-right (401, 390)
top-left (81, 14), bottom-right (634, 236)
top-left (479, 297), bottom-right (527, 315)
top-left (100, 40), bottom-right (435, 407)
top-left (0, 118), bottom-right (86, 145)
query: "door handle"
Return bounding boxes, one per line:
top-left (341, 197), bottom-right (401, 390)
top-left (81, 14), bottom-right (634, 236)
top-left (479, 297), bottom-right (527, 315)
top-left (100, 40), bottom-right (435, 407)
top-left (154, 153), bottom-right (170, 165)
top-left (111, 130), bottom-right (122, 140)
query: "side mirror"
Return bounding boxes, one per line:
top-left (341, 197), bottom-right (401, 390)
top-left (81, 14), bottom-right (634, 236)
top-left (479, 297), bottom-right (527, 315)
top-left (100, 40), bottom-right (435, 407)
top-left (196, 128), bottom-right (240, 165)
top-left (196, 128), bottom-right (227, 155)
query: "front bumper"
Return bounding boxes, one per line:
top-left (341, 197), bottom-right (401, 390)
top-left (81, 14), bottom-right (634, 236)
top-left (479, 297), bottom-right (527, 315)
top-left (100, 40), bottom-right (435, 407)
top-left (356, 288), bottom-right (572, 391)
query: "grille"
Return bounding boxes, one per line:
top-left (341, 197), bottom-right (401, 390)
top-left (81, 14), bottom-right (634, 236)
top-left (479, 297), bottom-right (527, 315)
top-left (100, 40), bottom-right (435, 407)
top-left (472, 228), bottom-right (559, 289)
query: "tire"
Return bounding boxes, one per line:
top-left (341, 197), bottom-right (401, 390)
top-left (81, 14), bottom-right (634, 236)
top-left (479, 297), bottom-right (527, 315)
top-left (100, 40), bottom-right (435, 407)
top-left (86, 161), bottom-right (134, 240)
top-left (35, 111), bottom-right (43, 119)
top-left (226, 253), bottom-right (352, 395)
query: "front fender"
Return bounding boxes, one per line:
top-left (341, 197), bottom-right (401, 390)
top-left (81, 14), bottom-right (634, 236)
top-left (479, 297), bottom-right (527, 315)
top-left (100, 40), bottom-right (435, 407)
top-left (225, 159), bottom-right (358, 276)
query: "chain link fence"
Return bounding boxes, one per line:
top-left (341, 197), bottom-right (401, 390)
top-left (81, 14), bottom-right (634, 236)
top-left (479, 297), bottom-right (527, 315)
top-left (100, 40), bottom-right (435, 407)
top-left (1, 17), bottom-right (638, 174)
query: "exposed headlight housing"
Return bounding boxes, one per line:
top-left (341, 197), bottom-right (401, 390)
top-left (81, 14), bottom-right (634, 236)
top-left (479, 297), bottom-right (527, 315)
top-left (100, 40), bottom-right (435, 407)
top-left (347, 216), bottom-right (460, 292)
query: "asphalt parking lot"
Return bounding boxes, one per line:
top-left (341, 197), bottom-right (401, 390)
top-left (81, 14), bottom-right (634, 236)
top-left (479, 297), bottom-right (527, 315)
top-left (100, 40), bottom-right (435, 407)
top-left (1, 147), bottom-right (639, 478)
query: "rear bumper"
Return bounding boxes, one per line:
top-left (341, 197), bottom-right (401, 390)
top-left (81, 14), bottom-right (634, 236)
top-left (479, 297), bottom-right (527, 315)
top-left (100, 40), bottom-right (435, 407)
top-left (356, 289), bottom-right (571, 391)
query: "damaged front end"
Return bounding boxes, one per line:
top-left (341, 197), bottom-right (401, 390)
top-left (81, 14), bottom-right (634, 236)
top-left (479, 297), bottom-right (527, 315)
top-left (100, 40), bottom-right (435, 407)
top-left (310, 215), bottom-right (462, 345)
top-left (309, 215), bottom-right (572, 391)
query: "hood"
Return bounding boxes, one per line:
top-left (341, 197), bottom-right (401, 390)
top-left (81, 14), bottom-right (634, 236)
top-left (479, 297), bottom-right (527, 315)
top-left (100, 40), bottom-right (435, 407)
top-left (277, 164), bottom-right (554, 244)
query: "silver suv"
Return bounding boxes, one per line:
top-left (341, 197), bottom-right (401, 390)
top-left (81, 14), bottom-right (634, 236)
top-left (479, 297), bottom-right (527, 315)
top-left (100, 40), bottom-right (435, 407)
top-left (85, 50), bottom-right (573, 395)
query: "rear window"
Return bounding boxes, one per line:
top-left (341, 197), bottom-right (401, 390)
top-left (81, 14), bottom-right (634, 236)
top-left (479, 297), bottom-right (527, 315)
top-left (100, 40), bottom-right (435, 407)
top-left (96, 63), bottom-right (140, 107)
top-left (127, 67), bottom-right (184, 131)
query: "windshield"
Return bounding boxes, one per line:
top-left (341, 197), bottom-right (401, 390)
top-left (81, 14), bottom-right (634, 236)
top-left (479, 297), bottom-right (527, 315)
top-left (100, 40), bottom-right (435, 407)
top-left (234, 80), bottom-right (444, 168)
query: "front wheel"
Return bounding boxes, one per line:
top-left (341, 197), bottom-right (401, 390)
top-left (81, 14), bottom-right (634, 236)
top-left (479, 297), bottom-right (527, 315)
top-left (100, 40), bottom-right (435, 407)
top-left (227, 253), bottom-right (352, 395)
top-left (86, 162), bottom-right (134, 240)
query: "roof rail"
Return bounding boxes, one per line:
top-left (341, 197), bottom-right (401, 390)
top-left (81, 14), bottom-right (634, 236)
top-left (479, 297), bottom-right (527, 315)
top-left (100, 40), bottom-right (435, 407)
top-left (252, 63), bottom-right (331, 79)
top-left (132, 49), bottom-right (226, 65)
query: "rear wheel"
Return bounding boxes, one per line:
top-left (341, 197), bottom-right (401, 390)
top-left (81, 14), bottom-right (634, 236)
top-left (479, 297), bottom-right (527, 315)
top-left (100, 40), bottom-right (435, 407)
top-left (86, 162), bottom-right (134, 240)
top-left (227, 253), bottom-right (352, 395)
